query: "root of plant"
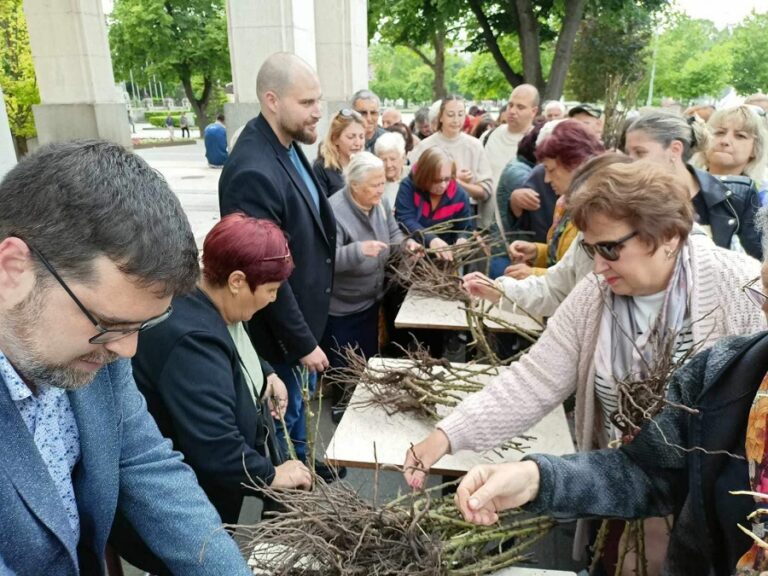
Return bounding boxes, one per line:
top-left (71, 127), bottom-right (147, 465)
top-left (234, 479), bottom-right (555, 575)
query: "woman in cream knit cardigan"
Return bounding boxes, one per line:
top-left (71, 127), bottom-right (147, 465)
top-left (404, 160), bottom-right (766, 487)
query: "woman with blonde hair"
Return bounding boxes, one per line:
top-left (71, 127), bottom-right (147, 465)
top-left (313, 109), bottom-right (366, 197)
top-left (695, 105), bottom-right (768, 183)
top-left (626, 109), bottom-right (763, 259)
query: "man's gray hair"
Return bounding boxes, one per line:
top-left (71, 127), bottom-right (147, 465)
top-left (544, 100), bottom-right (566, 114)
top-left (0, 140), bottom-right (199, 296)
top-left (351, 89), bottom-right (380, 107)
top-left (374, 132), bottom-right (406, 157)
top-left (344, 151), bottom-right (384, 187)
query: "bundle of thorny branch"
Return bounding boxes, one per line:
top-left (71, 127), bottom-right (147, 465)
top-left (592, 318), bottom-right (706, 576)
top-left (326, 344), bottom-right (532, 454)
top-left (327, 343), bottom-right (488, 420)
top-left (235, 479), bottom-right (555, 575)
top-left (387, 225), bottom-right (543, 363)
top-left (610, 324), bottom-right (702, 442)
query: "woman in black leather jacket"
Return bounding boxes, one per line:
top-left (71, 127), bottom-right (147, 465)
top-left (624, 110), bottom-right (763, 259)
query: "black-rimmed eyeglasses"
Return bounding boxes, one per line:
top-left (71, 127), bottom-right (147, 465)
top-left (25, 242), bottom-right (172, 344)
top-left (743, 277), bottom-right (768, 309)
top-left (580, 231), bottom-right (639, 262)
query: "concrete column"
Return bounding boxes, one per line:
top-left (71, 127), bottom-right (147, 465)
top-left (314, 0), bottom-right (369, 115)
top-left (0, 89), bottom-right (18, 180)
top-left (225, 0), bottom-right (318, 143)
top-left (23, 0), bottom-right (130, 147)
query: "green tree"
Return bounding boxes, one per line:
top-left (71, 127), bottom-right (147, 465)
top-left (566, 1), bottom-right (655, 103)
top-left (455, 36), bottom-right (521, 100)
top-left (368, 0), bottom-right (459, 100)
top-left (108, 0), bottom-right (230, 134)
top-left (0, 0), bottom-right (39, 156)
top-left (730, 11), bottom-right (768, 95)
top-left (369, 44), bottom-right (434, 105)
top-left (647, 14), bottom-right (731, 103)
top-left (464, 0), bottom-right (667, 99)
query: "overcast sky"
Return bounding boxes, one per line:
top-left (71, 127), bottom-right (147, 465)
top-left (673, 0), bottom-right (767, 27)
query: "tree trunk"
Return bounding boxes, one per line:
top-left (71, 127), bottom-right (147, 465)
top-left (467, 0), bottom-right (524, 88)
top-left (180, 72), bottom-right (212, 137)
top-left (13, 135), bottom-right (26, 157)
top-left (543, 0), bottom-right (588, 100)
top-left (514, 0), bottom-right (544, 91)
top-left (432, 31), bottom-right (447, 100)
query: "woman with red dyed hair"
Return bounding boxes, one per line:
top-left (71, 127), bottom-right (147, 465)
top-left (113, 213), bottom-right (314, 575)
top-left (505, 120), bottom-right (604, 279)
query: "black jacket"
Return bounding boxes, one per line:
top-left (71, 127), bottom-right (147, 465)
top-left (530, 332), bottom-right (768, 574)
top-left (692, 166), bottom-right (763, 260)
top-left (132, 289), bottom-right (276, 522)
top-left (312, 156), bottom-right (345, 197)
top-left (219, 114), bottom-right (336, 363)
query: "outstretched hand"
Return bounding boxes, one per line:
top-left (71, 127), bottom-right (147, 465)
top-left (454, 461), bottom-right (541, 525)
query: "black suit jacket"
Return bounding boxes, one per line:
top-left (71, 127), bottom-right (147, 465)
top-left (219, 114), bottom-right (336, 363)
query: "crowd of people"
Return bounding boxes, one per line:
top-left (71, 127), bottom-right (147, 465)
top-left (4, 47), bottom-right (768, 576)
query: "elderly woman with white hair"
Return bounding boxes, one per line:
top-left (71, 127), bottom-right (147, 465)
top-left (374, 131), bottom-right (408, 209)
top-left (321, 152), bottom-right (419, 416)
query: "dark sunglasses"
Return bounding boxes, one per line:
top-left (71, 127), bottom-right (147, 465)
top-left (339, 108), bottom-right (364, 121)
top-left (25, 242), bottom-right (172, 344)
top-left (580, 231), bottom-right (638, 262)
top-left (743, 277), bottom-right (768, 309)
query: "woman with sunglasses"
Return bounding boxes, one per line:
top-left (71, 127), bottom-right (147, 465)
top-left (455, 218), bottom-right (768, 575)
top-left (404, 160), bottom-right (764, 495)
top-left (111, 214), bottom-right (313, 575)
top-left (409, 95), bottom-right (494, 226)
top-left (312, 109), bottom-right (366, 197)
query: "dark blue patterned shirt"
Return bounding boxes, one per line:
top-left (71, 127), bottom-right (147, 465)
top-left (1, 351), bottom-right (81, 540)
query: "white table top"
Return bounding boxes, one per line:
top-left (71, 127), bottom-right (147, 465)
top-left (395, 288), bottom-right (542, 333)
top-left (325, 358), bottom-right (574, 474)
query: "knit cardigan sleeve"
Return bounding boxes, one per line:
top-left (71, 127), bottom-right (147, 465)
top-left (688, 234), bottom-right (766, 345)
top-left (499, 232), bottom-right (593, 318)
top-left (438, 277), bottom-right (601, 453)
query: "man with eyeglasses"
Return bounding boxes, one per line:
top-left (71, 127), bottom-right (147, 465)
top-left (351, 88), bottom-right (387, 152)
top-left (0, 141), bottom-right (252, 574)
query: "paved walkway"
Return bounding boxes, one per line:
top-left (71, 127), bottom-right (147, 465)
top-left (135, 139), bottom-right (221, 247)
